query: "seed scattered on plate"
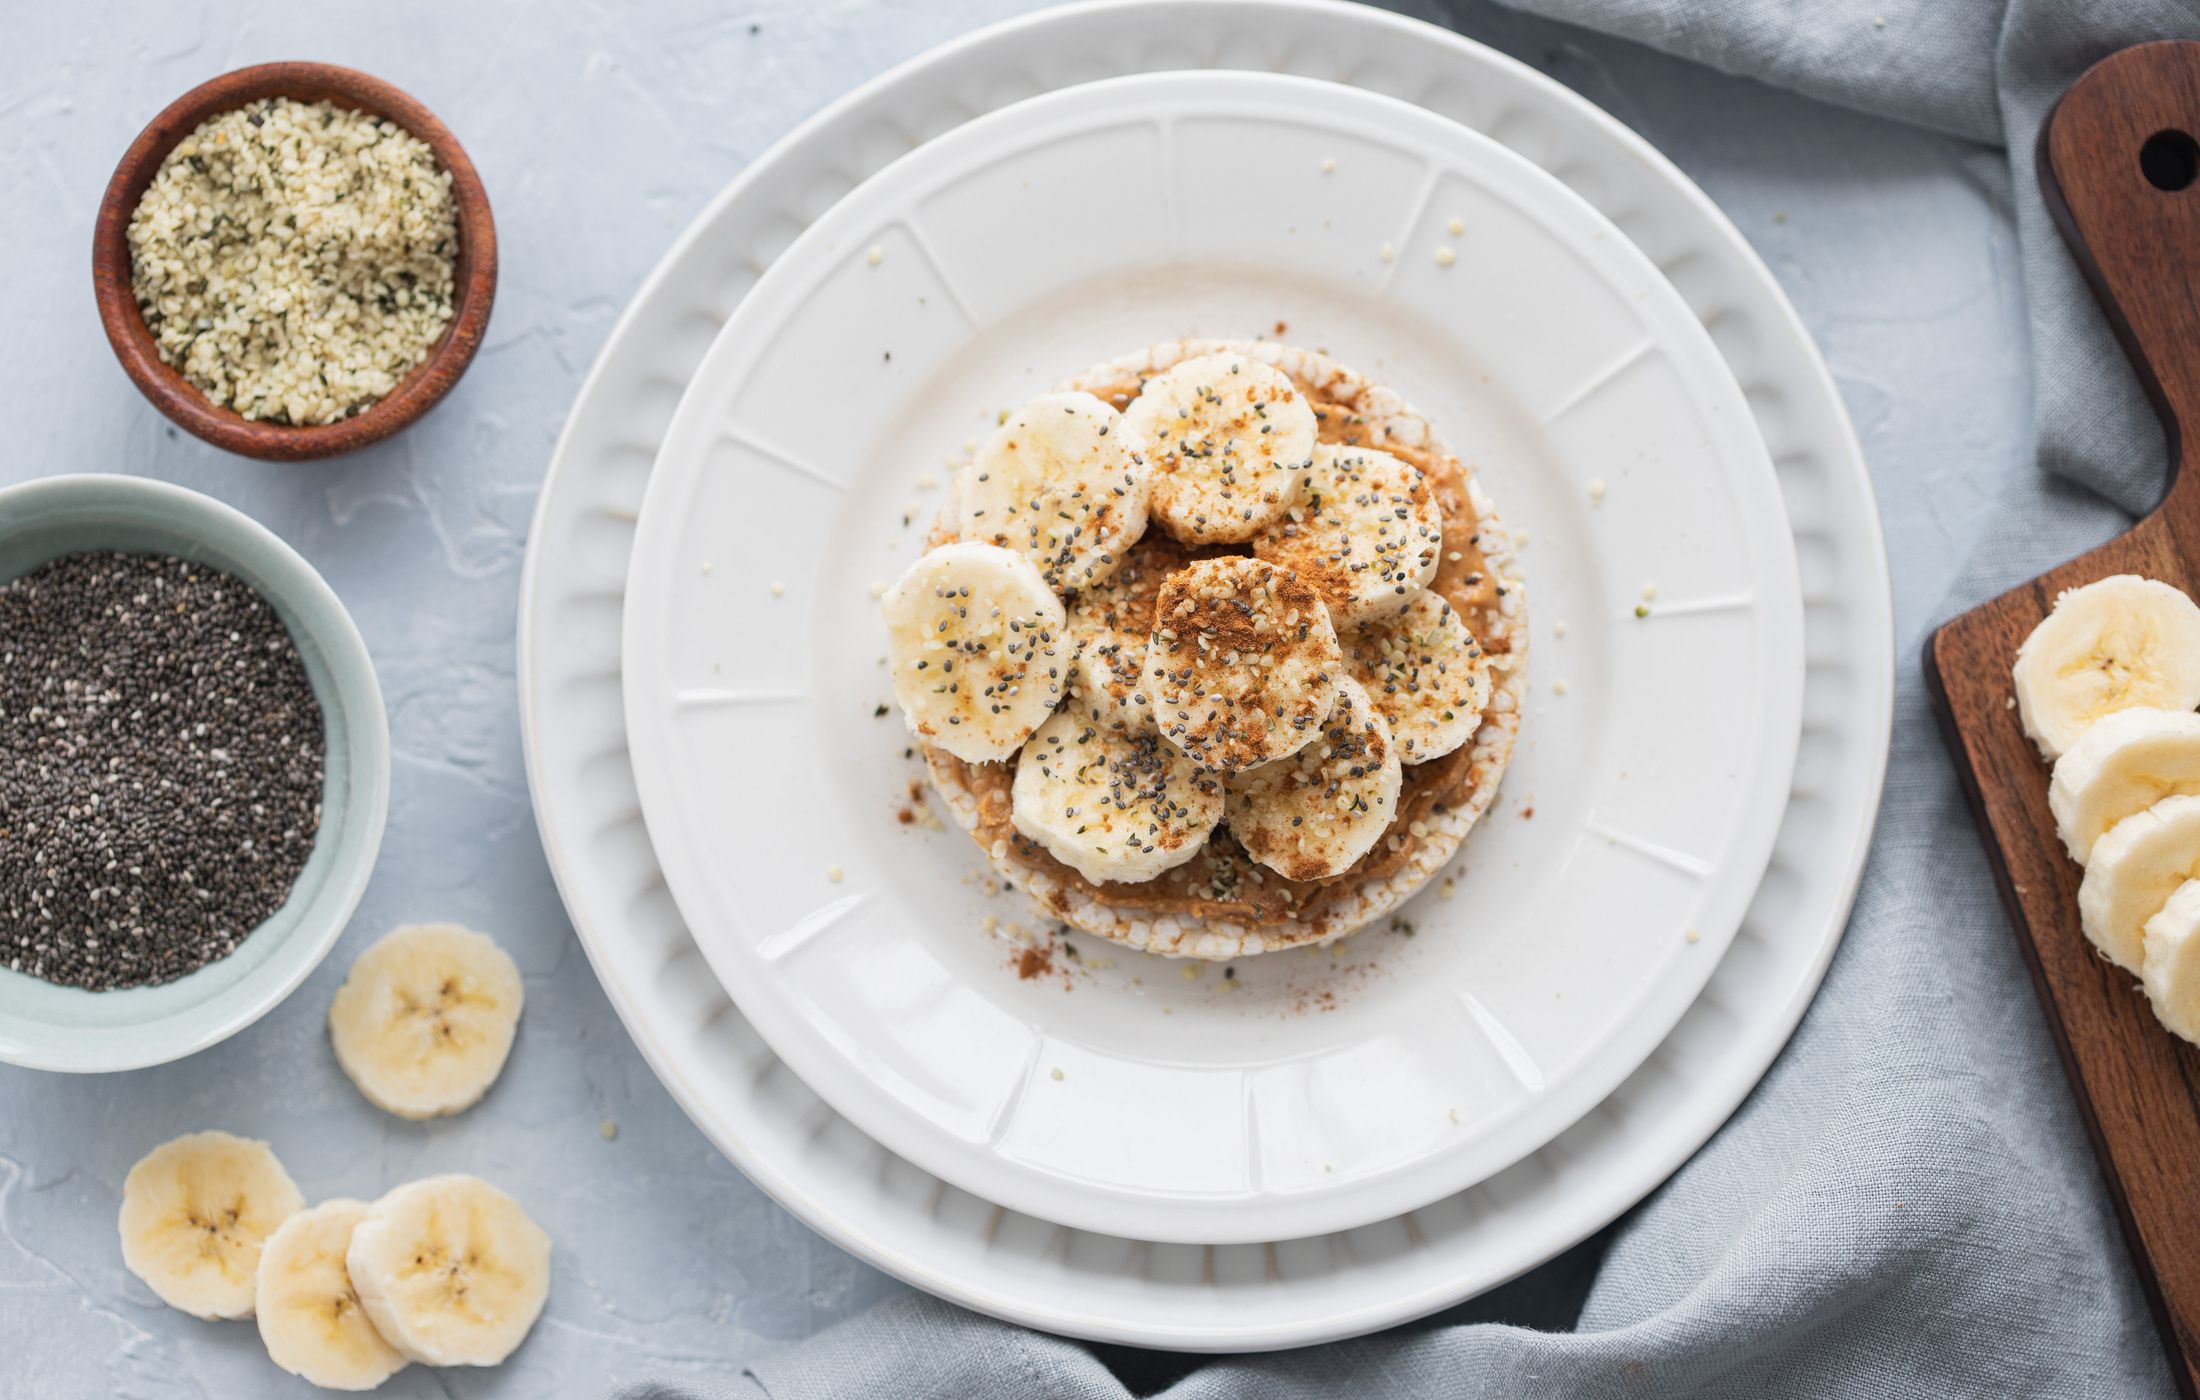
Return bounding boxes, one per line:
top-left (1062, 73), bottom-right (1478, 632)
top-left (1553, 678), bottom-right (1569, 696)
top-left (1379, 241), bottom-right (1396, 263)
top-left (1320, 156), bottom-right (1336, 174)
top-left (1447, 216), bottom-right (1464, 236)
top-left (770, 580), bottom-right (787, 597)
top-left (1050, 1067), bottom-right (1066, 1082)
top-left (1435, 246), bottom-right (1456, 267)
top-left (1588, 478), bottom-right (1608, 503)
top-left (827, 865), bottom-right (845, 883)
top-left (866, 245), bottom-right (883, 266)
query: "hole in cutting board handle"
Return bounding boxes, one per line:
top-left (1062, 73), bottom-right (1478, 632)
top-left (2140, 128), bottom-right (2199, 191)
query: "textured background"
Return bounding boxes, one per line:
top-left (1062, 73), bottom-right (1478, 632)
top-left (0, 1), bottom-right (2025, 1394)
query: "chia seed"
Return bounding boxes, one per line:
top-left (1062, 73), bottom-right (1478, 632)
top-left (0, 551), bottom-right (325, 990)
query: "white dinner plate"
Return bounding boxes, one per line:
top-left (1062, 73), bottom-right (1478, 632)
top-left (519, 0), bottom-right (1889, 1347)
top-left (619, 69), bottom-right (1803, 1246)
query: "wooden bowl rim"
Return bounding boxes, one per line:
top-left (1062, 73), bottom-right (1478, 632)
top-left (91, 61), bottom-right (497, 462)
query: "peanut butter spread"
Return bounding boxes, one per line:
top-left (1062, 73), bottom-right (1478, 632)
top-left (931, 370), bottom-right (1510, 928)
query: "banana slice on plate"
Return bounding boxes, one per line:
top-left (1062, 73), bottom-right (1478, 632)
top-left (257, 1199), bottom-right (409, 1391)
top-left (329, 924), bottom-right (524, 1121)
top-left (120, 1130), bottom-right (304, 1320)
top-left (2077, 793), bottom-right (2200, 972)
top-left (1344, 588), bottom-right (1489, 763)
top-left (2013, 574), bottom-right (2200, 760)
top-left (1064, 532), bottom-right (1191, 726)
top-left (883, 541), bottom-right (1068, 763)
top-left (1010, 701), bottom-right (1225, 884)
top-left (1143, 556), bottom-right (1341, 772)
top-left (2143, 879), bottom-right (2200, 1044)
top-left (2049, 707), bottom-right (2200, 863)
top-left (1123, 352), bottom-right (1316, 544)
top-left (1226, 676), bottom-right (1403, 881)
top-left (1252, 443), bottom-right (1442, 626)
top-left (347, 1175), bottom-right (551, 1368)
top-left (959, 390), bottom-right (1151, 592)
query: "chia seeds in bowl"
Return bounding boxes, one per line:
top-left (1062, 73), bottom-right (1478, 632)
top-left (0, 551), bottom-right (325, 990)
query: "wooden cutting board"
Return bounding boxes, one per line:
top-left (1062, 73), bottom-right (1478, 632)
top-left (1926, 40), bottom-right (2200, 1399)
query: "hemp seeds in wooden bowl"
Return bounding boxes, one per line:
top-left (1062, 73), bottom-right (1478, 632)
top-left (93, 63), bottom-right (497, 461)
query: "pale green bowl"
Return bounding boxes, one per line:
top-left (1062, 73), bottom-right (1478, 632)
top-left (0, 475), bottom-right (389, 1072)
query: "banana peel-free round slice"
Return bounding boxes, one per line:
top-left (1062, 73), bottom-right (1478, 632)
top-left (120, 1130), bottom-right (305, 1320)
top-left (346, 1175), bottom-right (551, 1367)
top-left (2014, 575), bottom-right (2200, 760)
top-left (328, 924), bottom-right (524, 1121)
top-left (257, 1199), bottom-right (409, 1390)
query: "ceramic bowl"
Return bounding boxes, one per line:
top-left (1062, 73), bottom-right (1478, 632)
top-left (91, 62), bottom-right (497, 461)
top-left (0, 475), bottom-right (389, 1071)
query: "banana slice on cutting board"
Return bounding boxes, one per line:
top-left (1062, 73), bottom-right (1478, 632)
top-left (329, 924), bottom-right (524, 1121)
top-left (1344, 588), bottom-right (1489, 764)
top-left (346, 1175), bottom-right (551, 1368)
top-left (959, 390), bottom-right (1151, 592)
top-left (1252, 443), bottom-right (1443, 626)
top-left (2013, 574), bottom-right (2200, 760)
top-left (120, 1131), bottom-right (305, 1320)
top-left (1226, 676), bottom-right (1403, 881)
top-left (2077, 793), bottom-right (2200, 973)
top-left (1143, 556), bottom-right (1341, 772)
top-left (256, 1199), bottom-right (409, 1391)
top-left (883, 541), bottom-right (1068, 763)
top-left (1124, 352), bottom-right (1317, 544)
top-left (2048, 707), bottom-right (2200, 863)
top-left (1010, 701), bottom-right (1225, 884)
top-left (2143, 879), bottom-right (2200, 1045)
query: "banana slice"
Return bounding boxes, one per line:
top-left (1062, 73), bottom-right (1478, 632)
top-left (1064, 532), bottom-right (1191, 726)
top-left (1143, 556), bottom-right (1342, 772)
top-left (2077, 793), bottom-right (2200, 972)
top-left (329, 923), bottom-right (524, 1121)
top-left (883, 541), bottom-right (1069, 763)
top-left (1123, 352), bottom-right (1316, 544)
top-left (1252, 443), bottom-right (1442, 626)
top-left (1010, 701), bottom-right (1225, 884)
top-left (1226, 676), bottom-right (1403, 881)
top-left (2143, 879), bottom-right (2200, 1044)
top-left (346, 1175), bottom-right (551, 1368)
top-left (257, 1199), bottom-right (409, 1391)
top-left (2049, 707), bottom-right (2200, 863)
top-left (2013, 574), bottom-right (2200, 760)
top-left (120, 1130), bottom-right (305, 1320)
top-left (959, 390), bottom-right (1151, 592)
top-left (1344, 588), bottom-right (1489, 764)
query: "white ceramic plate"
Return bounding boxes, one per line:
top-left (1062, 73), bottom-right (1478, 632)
top-left (619, 70), bottom-right (1803, 1246)
top-left (521, 0), bottom-right (1888, 1346)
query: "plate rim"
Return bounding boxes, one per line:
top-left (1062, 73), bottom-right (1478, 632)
top-left (617, 65), bottom-right (1807, 1245)
top-left (518, 0), bottom-right (1891, 1350)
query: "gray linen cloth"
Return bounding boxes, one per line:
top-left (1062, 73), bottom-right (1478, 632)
top-left (629, 1), bottom-right (2197, 1394)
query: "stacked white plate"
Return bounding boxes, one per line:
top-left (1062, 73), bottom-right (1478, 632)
top-left (519, 0), bottom-right (1892, 1351)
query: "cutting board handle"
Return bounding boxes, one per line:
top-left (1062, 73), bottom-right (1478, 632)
top-left (2042, 41), bottom-right (2200, 511)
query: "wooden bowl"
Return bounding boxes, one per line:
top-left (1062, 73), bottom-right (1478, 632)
top-left (91, 63), bottom-right (496, 461)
